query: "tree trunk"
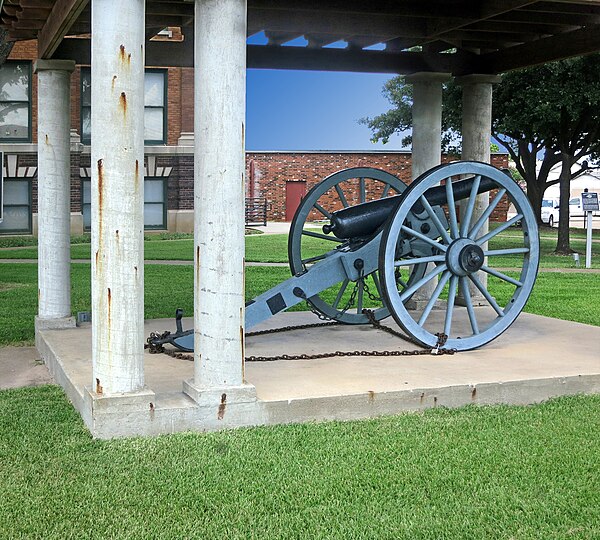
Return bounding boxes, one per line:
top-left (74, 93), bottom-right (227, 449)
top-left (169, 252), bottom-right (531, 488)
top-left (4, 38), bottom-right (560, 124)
top-left (555, 152), bottom-right (573, 254)
top-left (526, 183), bottom-right (544, 225)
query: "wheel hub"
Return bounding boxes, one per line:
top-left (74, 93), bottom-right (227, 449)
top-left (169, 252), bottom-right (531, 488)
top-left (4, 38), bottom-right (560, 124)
top-left (446, 238), bottom-right (485, 276)
top-left (459, 244), bottom-right (485, 273)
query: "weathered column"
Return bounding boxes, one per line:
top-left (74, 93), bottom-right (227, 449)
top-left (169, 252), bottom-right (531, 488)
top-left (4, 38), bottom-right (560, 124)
top-left (90, 0), bottom-right (146, 395)
top-left (34, 60), bottom-right (76, 331)
top-left (184, 0), bottom-right (255, 404)
top-left (404, 72), bottom-right (450, 308)
top-left (457, 74), bottom-right (501, 300)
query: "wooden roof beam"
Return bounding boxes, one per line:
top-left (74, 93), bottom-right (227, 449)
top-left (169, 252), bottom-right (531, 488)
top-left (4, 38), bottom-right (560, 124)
top-left (491, 9), bottom-right (600, 25)
top-left (248, 8), bottom-right (426, 39)
top-left (480, 24), bottom-right (600, 72)
top-left (519, 1), bottom-right (600, 15)
top-left (425, 0), bottom-right (540, 38)
top-left (38, 0), bottom-right (89, 59)
top-left (146, 1), bottom-right (193, 17)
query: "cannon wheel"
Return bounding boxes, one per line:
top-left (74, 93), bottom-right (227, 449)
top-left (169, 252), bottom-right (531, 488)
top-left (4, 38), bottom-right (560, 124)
top-left (379, 161), bottom-right (539, 350)
top-left (288, 167), bottom-right (409, 324)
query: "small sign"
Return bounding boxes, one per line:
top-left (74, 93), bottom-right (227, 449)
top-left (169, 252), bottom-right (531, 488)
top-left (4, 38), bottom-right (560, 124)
top-left (581, 192), bottom-right (599, 212)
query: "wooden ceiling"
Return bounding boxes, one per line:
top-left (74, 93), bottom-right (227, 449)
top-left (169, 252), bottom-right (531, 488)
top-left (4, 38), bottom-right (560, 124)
top-left (2, 0), bottom-right (600, 74)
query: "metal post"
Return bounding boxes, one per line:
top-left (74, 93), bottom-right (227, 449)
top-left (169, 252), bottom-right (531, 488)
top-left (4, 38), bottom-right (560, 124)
top-left (586, 211), bottom-right (593, 268)
top-left (184, 0), bottom-right (255, 404)
top-left (90, 0), bottom-right (146, 395)
top-left (404, 72), bottom-right (450, 309)
top-left (34, 60), bottom-right (76, 329)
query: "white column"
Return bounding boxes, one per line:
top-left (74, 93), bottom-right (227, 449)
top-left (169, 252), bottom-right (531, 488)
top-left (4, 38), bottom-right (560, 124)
top-left (184, 0), bottom-right (252, 402)
top-left (457, 74), bottom-right (501, 300)
top-left (404, 72), bottom-right (450, 308)
top-left (90, 0), bottom-right (145, 395)
top-left (34, 60), bottom-right (76, 328)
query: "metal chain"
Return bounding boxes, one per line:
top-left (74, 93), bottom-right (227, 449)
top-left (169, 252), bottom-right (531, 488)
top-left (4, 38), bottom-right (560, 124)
top-left (145, 309), bottom-right (457, 362)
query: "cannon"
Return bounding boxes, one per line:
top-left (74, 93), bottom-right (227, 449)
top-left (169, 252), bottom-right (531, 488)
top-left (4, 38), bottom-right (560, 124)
top-left (152, 161), bottom-right (539, 353)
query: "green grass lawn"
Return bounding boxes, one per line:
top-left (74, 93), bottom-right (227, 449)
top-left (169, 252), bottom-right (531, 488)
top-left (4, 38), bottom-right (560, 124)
top-left (1, 227), bottom-right (598, 268)
top-left (0, 387), bottom-right (598, 539)
top-left (0, 263), bottom-right (598, 346)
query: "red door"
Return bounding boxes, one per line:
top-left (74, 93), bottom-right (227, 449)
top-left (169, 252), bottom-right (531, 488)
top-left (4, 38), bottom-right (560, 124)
top-left (285, 181), bottom-right (306, 221)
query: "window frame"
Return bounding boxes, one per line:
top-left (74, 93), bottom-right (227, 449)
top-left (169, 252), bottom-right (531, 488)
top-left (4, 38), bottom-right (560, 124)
top-left (143, 68), bottom-right (168, 146)
top-left (81, 176), bottom-right (168, 231)
top-left (0, 61), bottom-right (32, 143)
top-left (143, 176), bottom-right (168, 230)
top-left (0, 178), bottom-right (33, 234)
top-left (80, 67), bottom-right (168, 145)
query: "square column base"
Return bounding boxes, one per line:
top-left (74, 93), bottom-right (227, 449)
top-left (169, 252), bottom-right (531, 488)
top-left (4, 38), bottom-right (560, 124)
top-left (35, 315), bottom-right (77, 331)
top-left (183, 379), bottom-right (257, 407)
top-left (35, 316), bottom-right (77, 350)
top-left (83, 386), bottom-right (157, 438)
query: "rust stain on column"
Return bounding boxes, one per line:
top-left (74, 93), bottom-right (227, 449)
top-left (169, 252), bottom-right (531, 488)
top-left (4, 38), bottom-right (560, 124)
top-left (134, 160), bottom-right (139, 190)
top-left (107, 287), bottom-right (112, 327)
top-left (196, 246), bottom-right (200, 286)
top-left (119, 92), bottom-right (127, 120)
top-left (97, 159), bottom-right (104, 244)
top-left (44, 134), bottom-right (49, 145)
top-left (111, 75), bottom-right (117, 92)
top-left (217, 393), bottom-right (227, 420)
top-left (96, 378), bottom-right (103, 395)
top-left (119, 45), bottom-right (126, 61)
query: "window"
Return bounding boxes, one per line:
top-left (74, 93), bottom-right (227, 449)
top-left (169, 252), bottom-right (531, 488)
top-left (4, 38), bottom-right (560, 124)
top-left (0, 179), bottom-right (32, 233)
top-left (80, 69), bottom-right (167, 145)
top-left (81, 177), bottom-right (167, 231)
top-left (144, 177), bottom-right (167, 229)
top-left (0, 62), bottom-right (31, 142)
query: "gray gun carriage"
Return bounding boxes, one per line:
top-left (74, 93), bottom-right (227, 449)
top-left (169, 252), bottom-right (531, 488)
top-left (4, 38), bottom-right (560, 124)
top-left (152, 161), bottom-right (539, 353)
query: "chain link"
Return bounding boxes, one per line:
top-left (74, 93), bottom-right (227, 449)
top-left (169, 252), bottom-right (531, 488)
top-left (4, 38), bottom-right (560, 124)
top-left (145, 309), bottom-right (457, 362)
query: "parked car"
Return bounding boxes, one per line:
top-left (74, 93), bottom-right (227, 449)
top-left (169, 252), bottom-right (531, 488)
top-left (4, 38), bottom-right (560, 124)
top-left (541, 198), bottom-right (559, 227)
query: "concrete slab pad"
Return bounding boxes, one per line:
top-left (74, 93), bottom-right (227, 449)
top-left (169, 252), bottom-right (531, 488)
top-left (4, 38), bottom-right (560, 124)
top-left (36, 310), bottom-right (600, 438)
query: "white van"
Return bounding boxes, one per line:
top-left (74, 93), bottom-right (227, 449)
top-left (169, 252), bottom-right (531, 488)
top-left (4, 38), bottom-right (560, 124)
top-left (541, 198), bottom-right (559, 227)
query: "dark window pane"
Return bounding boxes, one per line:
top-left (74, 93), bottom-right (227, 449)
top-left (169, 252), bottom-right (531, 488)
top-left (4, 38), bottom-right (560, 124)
top-left (0, 103), bottom-right (29, 140)
top-left (144, 179), bottom-right (164, 202)
top-left (0, 206), bottom-right (29, 231)
top-left (144, 108), bottom-right (163, 141)
top-left (144, 203), bottom-right (164, 227)
top-left (0, 63), bottom-right (28, 101)
top-left (145, 72), bottom-right (164, 106)
top-left (81, 71), bottom-right (91, 106)
top-left (81, 107), bottom-right (91, 142)
top-left (83, 204), bottom-right (91, 230)
top-left (3, 181), bottom-right (29, 205)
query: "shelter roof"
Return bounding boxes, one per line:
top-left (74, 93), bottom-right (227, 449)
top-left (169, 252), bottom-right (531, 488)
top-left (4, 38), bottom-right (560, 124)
top-left (2, 0), bottom-right (600, 74)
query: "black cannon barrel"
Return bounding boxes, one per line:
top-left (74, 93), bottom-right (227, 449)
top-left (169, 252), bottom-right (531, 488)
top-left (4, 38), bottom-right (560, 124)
top-left (323, 175), bottom-right (498, 239)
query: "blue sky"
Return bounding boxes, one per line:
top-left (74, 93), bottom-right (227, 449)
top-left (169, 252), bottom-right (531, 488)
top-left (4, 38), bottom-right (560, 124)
top-left (246, 69), bottom-right (406, 151)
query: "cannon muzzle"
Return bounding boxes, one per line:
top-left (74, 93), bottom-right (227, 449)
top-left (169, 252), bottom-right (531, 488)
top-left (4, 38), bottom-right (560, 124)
top-left (323, 175), bottom-right (498, 239)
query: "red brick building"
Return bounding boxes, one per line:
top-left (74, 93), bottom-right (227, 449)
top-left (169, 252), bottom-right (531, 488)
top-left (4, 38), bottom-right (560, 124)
top-left (0, 39), bottom-right (508, 235)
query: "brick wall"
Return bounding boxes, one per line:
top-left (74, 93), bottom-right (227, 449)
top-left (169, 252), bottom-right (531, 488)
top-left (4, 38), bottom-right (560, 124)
top-left (181, 68), bottom-right (194, 134)
top-left (245, 152), bottom-right (509, 222)
top-left (166, 67), bottom-right (182, 145)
